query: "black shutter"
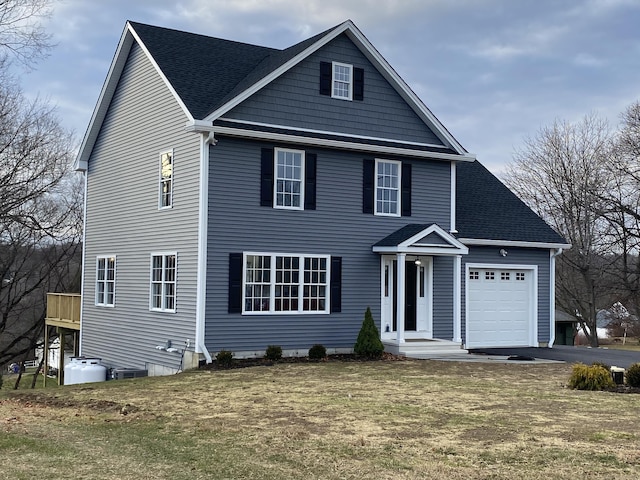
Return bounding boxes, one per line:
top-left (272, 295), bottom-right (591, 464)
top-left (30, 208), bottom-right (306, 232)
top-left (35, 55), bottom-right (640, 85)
top-left (363, 159), bottom-right (374, 214)
top-left (353, 67), bottom-right (364, 101)
top-left (401, 163), bottom-right (412, 217)
top-left (228, 253), bottom-right (243, 313)
top-left (260, 148), bottom-right (274, 207)
top-left (304, 153), bottom-right (317, 210)
top-left (319, 61), bottom-right (332, 96)
top-left (330, 256), bottom-right (342, 313)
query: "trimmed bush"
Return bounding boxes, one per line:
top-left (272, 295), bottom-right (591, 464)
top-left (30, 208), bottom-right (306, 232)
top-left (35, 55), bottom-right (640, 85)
top-left (265, 345), bottom-right (283, 361)
top-left (626, 363), bottom-right (640, 388)
top-left (354, 307), bottom-right (384, 359)
top-left (216, 350), bottom-right (234, 368)
top-left (568, 363), bottom-right (615, 391)
top-left (308, 344), bottom-right (326, 360)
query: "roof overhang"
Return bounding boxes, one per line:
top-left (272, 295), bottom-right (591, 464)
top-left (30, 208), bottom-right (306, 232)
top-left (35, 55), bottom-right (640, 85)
top-left (373, 224), bottom-right (469, 256)
top-left (186, 120), bottom-right (475, 161)
top-left (203, 20), bottom-right (470, 157)
top-left (458, 238), bottom-right (572, 250)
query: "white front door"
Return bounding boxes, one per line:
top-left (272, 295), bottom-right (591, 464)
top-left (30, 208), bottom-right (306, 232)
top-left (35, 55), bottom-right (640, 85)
top-left (381, 256), bottom-right (432, 340)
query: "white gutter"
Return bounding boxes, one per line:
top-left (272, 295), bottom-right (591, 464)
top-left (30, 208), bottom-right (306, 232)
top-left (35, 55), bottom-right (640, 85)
top-left (548, 248), bottom-right (564, 348)
top-left (195, 132), bottom-right (213, 363)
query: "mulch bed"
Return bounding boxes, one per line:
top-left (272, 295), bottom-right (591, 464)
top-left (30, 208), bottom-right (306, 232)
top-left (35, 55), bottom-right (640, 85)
top-left (201, 352), bottom-right (407, 371)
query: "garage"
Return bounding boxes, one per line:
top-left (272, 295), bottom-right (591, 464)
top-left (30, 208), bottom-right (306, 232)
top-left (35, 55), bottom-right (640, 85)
top-left (465, 266), bottom-right (537, 348)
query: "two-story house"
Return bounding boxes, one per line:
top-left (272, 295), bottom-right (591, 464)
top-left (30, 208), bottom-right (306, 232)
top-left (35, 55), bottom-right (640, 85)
top-left (75, 20), bottom-right (569, 374)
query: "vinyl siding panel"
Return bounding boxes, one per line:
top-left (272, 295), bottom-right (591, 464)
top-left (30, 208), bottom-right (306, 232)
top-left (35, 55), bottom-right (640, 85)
top-left (205, 137), bottom-right (453, 353)
top-left (432, 256), bottom-right (454, 339)
top-left (223, 34), bottom-right (444, 146)
top-left (461, 247), bottom-right (552, 345)
top-left (81, 42), bottom-right (200, 370)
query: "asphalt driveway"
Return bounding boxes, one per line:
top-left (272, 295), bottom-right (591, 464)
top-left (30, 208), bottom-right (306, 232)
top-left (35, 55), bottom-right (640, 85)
top-left (470, 345), bottom-right (640, 369)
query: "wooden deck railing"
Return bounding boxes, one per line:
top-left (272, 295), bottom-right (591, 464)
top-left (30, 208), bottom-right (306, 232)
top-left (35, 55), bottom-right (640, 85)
top-left (45, 293), bottom-right (81, 330)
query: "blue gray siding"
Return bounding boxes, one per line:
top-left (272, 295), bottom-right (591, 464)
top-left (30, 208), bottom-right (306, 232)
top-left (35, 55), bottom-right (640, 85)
top-left (461, 247), bottom-right (552, 344)
top-left (81, 42), bottom-right (201, 370)
top-left (223, 34), bottom-right (444, 146)
top-left (433, 256), bottom-right (454, 339)
top-left (205, 137), bottom-right (453, 352)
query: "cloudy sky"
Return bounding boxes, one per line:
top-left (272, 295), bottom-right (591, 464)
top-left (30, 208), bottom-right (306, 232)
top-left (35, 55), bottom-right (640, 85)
top-left (16, 0), bottom-right (640, 174)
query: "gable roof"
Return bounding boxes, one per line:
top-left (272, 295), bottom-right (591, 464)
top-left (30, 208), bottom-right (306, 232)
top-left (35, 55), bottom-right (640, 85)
top-left (76, 20), bottom-right (474, 170)
top-left (373, 224), bottom-right (468, 256)
top-left (455, 160), bottom-right (570, 248)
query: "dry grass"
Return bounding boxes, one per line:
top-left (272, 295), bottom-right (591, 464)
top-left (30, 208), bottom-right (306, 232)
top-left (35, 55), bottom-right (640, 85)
top-left (2, 360), bottom-right (639, 479)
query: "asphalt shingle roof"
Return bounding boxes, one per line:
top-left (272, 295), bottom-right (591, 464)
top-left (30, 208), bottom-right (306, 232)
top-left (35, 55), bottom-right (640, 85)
top-left (129, 21), bottom-right (340, 120)
top-left (456, 160), bottom-right (567, 244)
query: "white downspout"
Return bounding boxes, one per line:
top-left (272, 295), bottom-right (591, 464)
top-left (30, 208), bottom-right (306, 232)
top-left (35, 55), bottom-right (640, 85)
top-left (195, 132), bottom-right (214, 363)
top-left (548, 248), bottom-right (563, 348)
top-left (78, 171), bottom-right (88, 355)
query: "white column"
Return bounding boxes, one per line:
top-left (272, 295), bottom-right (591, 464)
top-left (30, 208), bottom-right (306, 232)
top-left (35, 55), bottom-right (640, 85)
top-left (396, 253), bottom-right (406, 344)
top-left (453, 255), bottom-right (462, 343)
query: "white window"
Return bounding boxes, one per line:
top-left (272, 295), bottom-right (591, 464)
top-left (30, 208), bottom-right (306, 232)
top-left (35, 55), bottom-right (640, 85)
top-left (332, 62), bottom-right (353, 100)
top-left (516, 272), bottom-right (526, 281)
top-left (485, 271), bottom-right (495, 281)
top-left (150, 253), bottom-right (177, 312)
top-left (375, 159), bottom-right (401, 216)
top-left (96, 256), bottom-right (116, 306)
top-left (243, 253), bottom-right (329, 314)
top-left (159, 150), bottom-right (173, 209)
top-left (501, 272), bottom-right (510, 281)
top-left (274, 148), bottom-right (304, 209)
top-left (469, 271), bottom-right (479, 281)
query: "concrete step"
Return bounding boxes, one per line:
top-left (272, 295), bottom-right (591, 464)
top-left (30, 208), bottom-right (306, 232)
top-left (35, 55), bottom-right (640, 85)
top-left (383, 340), bottom-right (467, 358)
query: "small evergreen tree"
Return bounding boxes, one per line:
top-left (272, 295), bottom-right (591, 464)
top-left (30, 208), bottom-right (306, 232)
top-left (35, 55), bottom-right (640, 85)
top-left (354, 307), bottom-right (384, 358)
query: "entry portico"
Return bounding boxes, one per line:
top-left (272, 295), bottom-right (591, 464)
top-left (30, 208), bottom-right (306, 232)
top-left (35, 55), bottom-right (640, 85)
top-left (373, 224), bottom-right (468, 349)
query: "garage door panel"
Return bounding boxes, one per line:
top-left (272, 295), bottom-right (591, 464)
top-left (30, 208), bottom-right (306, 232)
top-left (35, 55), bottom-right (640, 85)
top-left (466, 267), bottom-right (534, 348)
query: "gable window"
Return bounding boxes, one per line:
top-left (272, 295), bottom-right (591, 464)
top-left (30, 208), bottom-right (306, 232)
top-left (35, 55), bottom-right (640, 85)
top-left (375, 159), bottom-right (401, 216)
top-left (275, 148), bottom-right (304, 209)
top-left (332, 62), bottom-right (352, 100)
top-left (96, 256), bottom-right (116, 306)
top-left (319, 62), bottom-right (364, 101)
top-left (150, 253), bottom-right (176, 312)
top-left (159, 150), bottom-right (173, 209)
top-left (240, 253), bottom-right (330, 314)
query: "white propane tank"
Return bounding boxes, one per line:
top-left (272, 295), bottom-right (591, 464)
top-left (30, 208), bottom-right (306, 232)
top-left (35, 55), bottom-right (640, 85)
top-left (64, 357), bottom-right (85, 386)
top-left (79, 359), bottom-right (107, 384)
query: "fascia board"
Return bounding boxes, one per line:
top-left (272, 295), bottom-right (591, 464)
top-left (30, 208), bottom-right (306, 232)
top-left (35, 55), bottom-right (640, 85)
top-left (204, 21), bottom-right (352, 122)
top-left (398, 224), bottom-right (468, 250)
top-left (74, 22), bottom-right (194, 172)
top-left (202, 20), bottom-right (470, 156)
top-left (459, 238), bottom-right (572, 250)
top-left (373, 245), bottom-right (468, 256)
top-left (200, 124), bottom-right (475, 161)
top-left (342, 24), bottom-right (468, 155)
top-left (74, 25), bottom-right (133, 171)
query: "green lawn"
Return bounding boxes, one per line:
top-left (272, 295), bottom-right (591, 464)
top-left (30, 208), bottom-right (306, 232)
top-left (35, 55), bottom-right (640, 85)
top-left (1, 360), bottom-right (639, 479)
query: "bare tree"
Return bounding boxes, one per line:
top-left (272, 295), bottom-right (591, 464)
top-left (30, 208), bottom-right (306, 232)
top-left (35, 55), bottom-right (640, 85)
top-left (0, 0), bottom-right (53, 66)
top-left (0, 0), bottom-right (82, 369)
top-left (503, 114), bottom-right (615, 346)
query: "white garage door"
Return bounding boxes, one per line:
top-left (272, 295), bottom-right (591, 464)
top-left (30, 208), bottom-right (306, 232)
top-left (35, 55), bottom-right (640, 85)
top-left (466, 267), bottom-right (535, 348)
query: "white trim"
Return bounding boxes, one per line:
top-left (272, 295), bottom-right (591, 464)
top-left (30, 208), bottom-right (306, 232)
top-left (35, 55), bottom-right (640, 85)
top-left (195, 134), bottom-right (211, 358)
top-left (459, 238), bottom-right (572, 250)
top-left (548, 248), bottom-right (563, 348)
top-left (453, 255), bottom-right (462, 342)
top-left (242, 252), bottom-right (331, 315)
top-left (216, 117), bottom-right (450, 150)
top-left (149, 252), bottom-right (178, 313)
top-left (464, 263), bottom-right (538, 349)
top-left (95, 255), bottom-right (117, 307)
top-left (79, 172), bottom-right (88, 354)
top-left (203, 20), bottom-right (469, 155)
top-left (396, 253), bottom-right (406, 343)
top-left (273, 147), bottom-right (305, 210)
top-left (373, 224), bottom-right (469, 256)
top-left (158, 148), bottom-right (174, 210)
top-left (450, 162), bottom-right (457, 233)
top-left (374, 159), bottom-right (401, 217)
top-left (188, 123), bottom-right (476, 162)
top-left (331, 61), bottom-right (353, 100)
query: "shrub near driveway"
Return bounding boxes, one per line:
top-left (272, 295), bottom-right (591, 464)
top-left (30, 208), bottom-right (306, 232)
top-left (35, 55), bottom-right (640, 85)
top-left (2, 361), bottom-right (640, 479)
